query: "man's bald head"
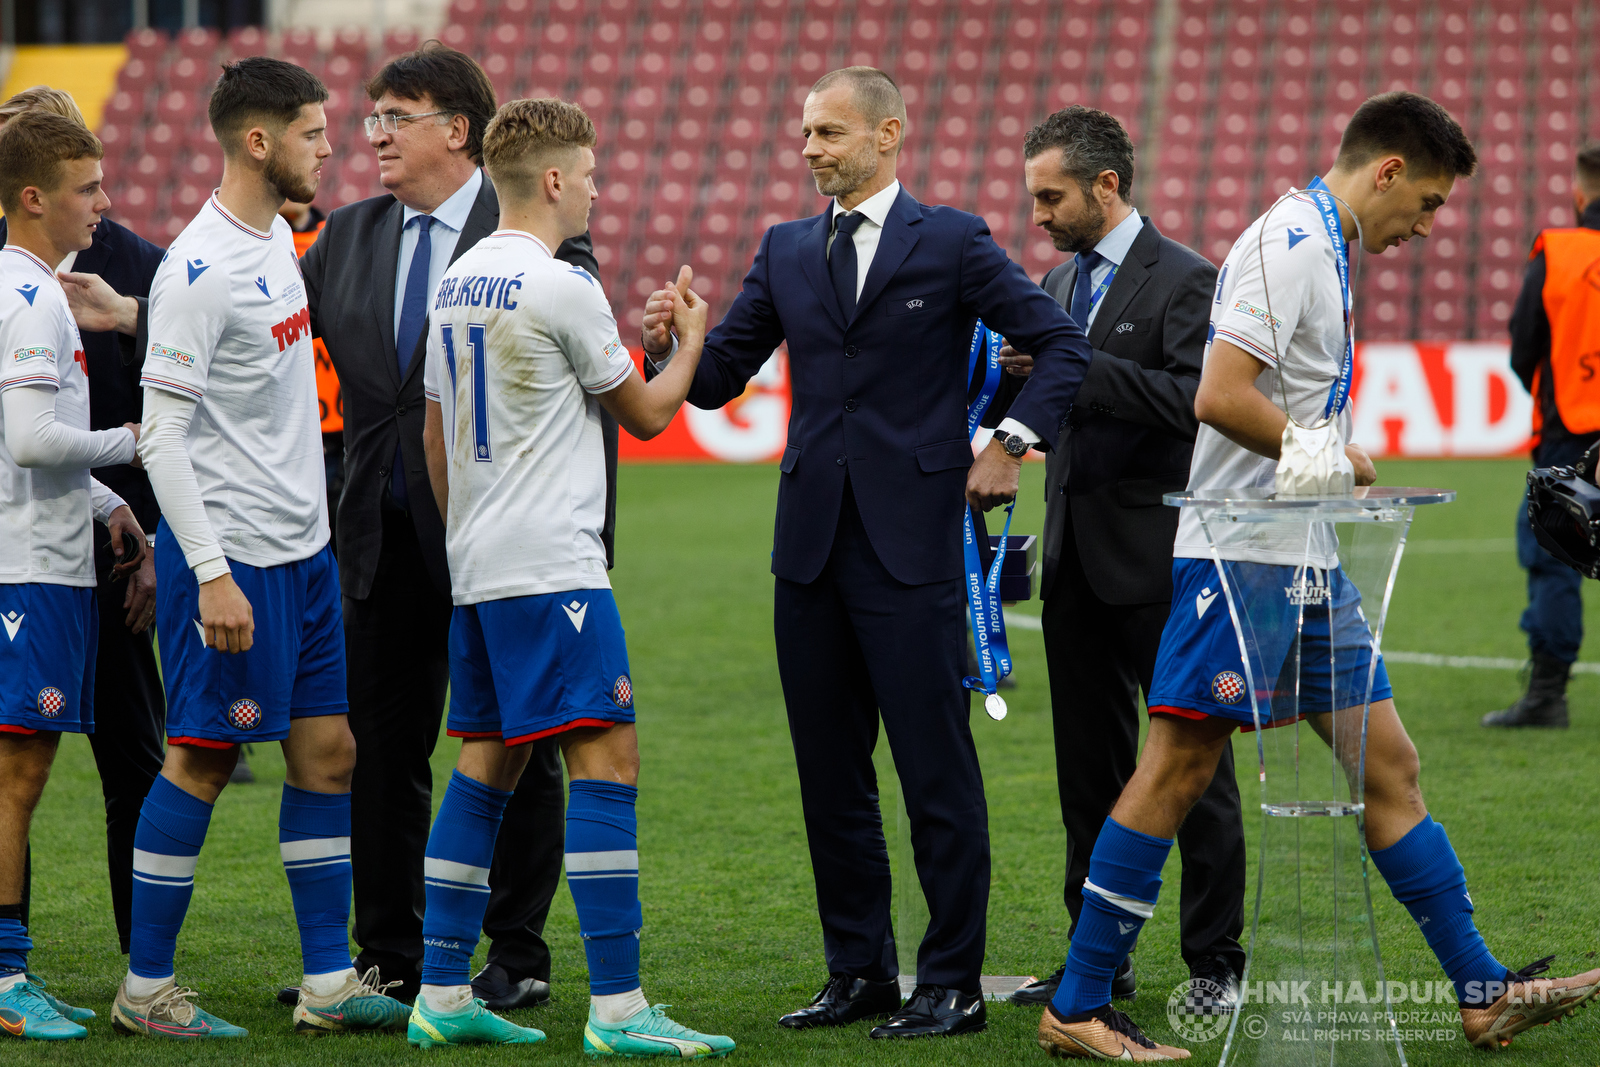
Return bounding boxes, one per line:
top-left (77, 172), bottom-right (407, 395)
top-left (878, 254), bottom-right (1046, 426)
top-left (810, 67), bottom-right (907, 137)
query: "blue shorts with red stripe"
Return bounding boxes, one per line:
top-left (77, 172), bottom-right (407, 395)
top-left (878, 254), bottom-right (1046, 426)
top-left (1146, 557), bottom-right (1392, 730)
top-left (447, 589), bottom-right (635, 746)
top-left (0, 583), bottom-right (96, 735)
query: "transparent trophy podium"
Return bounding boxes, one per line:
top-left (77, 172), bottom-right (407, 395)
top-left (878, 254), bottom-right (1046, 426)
top-left (1165, 487), bottom-right (1454, 1067)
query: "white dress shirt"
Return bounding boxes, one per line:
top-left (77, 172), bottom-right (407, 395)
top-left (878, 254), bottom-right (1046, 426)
top-left (393, 167), bottom-right (483, 340)
top-left (996, 206), bottom-right (1144, 448)
top-left (828, 179), bottom-right (901, 300)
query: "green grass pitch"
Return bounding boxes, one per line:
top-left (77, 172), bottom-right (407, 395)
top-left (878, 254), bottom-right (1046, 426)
top-left (8, 458), bottom-right (1600, 1065)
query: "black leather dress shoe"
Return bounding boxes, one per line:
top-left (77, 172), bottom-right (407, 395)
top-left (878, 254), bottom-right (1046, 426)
top-left (868, 984), bottom-right (985, 1039)
top-left (1009, 955), bottom-right (1136, 1005)
top-left (777, 974), bottom-right (902, 1029)
top-left (472, 964), bottom-right (551, 1009)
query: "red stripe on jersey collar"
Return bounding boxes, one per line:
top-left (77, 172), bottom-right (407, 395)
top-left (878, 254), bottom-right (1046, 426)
top-left (489, 229), bottom-right (553, 258)
top-left (207, 194), bottom-right (273, 241)
top-left (2, 245), bottom-right (56, 277)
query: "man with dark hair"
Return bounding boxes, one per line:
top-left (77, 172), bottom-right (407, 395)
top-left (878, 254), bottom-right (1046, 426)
top-left (1036, 92), bottom-right (1600, 1060)
top-left (0, 86), bottom-right (166, 968)
top-left (995, 105), bottom-right (1247, 1012)
top-left (1487, 143), bottom-right (1600, 728)
top-left (0, 108), bottom-right (147, 1041)
top-left (642, 66), bottom-right (1093, 1041)
top-left (299, 41), bottom-right (606, 1009)
top-left (115, 56), bottom-right (410, 1040)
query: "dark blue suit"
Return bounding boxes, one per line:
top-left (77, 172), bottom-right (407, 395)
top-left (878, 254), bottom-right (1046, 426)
top-left (674, 186), bottom-right (1091, 989)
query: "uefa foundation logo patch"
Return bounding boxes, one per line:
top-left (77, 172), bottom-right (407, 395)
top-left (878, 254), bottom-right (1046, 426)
top-left (1167, 976), bottom-right (1235, 1043)
top-left (228, 698), bottom-right (262, 731)
top-left (613, 675), bottom-right (633, 709)
top-left (1211, 670), bottom-right (1246, 705)
top-left (36, 687), bottom-right (64, 719)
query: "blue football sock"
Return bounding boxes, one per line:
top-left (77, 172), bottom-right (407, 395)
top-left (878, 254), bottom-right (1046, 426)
top-left (0, 908), bottom-right (31, 976)
top-left (129, 775), bottom-right (214, 979)
top-left (420, 770), bottom-right (512, 987)
top-left (279, 785), bottom-right (353, 977)
top-left (1053, 818), bottom-right (1172, 1018)
top-left (566, 779), bottom-right (643, 995)
top-left (1369, 815), bottom-right (1506, 1005)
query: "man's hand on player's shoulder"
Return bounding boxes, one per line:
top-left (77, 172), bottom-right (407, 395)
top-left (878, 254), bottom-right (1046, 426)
top-left (199, 572), bottom-right (255, 653)
top-left (57, 270), bottom-right (139, 336)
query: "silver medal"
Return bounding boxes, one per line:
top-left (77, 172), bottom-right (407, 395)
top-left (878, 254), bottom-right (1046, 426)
top-left (985, 693), bottom-right (1007, 721)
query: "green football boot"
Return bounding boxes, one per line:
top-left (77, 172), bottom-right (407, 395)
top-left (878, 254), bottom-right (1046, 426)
top-left (583, 1003), bottom-right (735, 1059)
top-left (111, 979), bottom-right (247, 1039)
top-left (25, 973), bottom-right (95, 1022)
top-left (407, 994), bottom-right (545, 1048)
top-left (294, 966), bottom-right (411, 1034)
top-left (0, 978), bottom-right (88, 1040)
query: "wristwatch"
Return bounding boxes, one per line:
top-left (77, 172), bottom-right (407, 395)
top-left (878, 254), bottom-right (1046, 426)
top-left (993, 429), bottom-right (1030, 457)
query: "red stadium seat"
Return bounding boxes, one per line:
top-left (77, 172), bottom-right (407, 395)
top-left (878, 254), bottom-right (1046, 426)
top-left (175, 27), bottom-right (219, 61)
top-left (487, 22), bottom-right (532, 57)
top-left (280, 27), bottom-right (321, 67)
top-left (437, 24), bottom-right (476, 52)
top-left (383, 28), bottom-right (422, 58)
top-left (103, 90), bottom-right (144, 124)
top-left (167, 55), bottom-right (212, 92)
top-left (481, 53), bottom-right (519, 101)
top-left (125, 27), bottom-right (169, 63)
top-left (116, 57), bottom-right (159, 92)
top-left (224, 25), bottom-right (268, 59)
top-left (330, 27), bottom-right (370, 65)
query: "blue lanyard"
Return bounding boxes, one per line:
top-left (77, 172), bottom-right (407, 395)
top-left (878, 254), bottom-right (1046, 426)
top-left (1304, 176), bottom-right (1354, 419)
top-left (962, 322), bottom-right (1013, 718)
top-left (1084, 262), bottom-right (1119, 317)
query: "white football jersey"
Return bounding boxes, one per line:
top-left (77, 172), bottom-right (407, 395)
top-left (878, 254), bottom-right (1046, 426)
top-left (1175, 190), bottom-right (1355, 568)
top-left (423, 230), bottom-right (632, 605)
top-left (0, 247), bottom-right (97, 586)
top-left (143, 195), bottom-right (327, 567)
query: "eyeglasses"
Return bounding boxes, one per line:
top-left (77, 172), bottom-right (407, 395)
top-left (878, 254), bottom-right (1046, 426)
top-left (363, 110), bottom-right (450, 136)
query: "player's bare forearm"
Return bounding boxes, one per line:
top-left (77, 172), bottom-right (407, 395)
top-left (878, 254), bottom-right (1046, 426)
top-left (1193, 338), bottom-right (1286, 459)
top-left (423, 399), bottom-right (449, 523)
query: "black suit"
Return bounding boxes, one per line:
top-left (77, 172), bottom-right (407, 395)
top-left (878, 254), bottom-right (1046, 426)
top-left (999, 218), bottom-right (1246, 977)
top-left (301, 172), bottom-right (613, 985)
top-left (5, 216), bottom-right (166, 954)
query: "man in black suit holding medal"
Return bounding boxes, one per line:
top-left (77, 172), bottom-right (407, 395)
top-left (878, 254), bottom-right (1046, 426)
top-left (991, 107), bottom-right (1248, 1006)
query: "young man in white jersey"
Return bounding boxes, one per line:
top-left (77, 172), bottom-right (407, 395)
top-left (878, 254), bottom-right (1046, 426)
top-left (113, 58), bottom-right (410, 1039)
top-left (0, 110), bottom-right (147, 1041)
top-left (1037, 92), bottom-right (1600, 1061)
top-left (409, 98), bottom-right (731, 1056)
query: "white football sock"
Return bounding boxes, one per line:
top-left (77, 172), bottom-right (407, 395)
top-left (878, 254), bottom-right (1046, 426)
top-left (0, 972), bottom-right (25, 993)
top-left (592, 987), bottom-right (649, 1025)
top-left (124, 972), bottom-right (172, 999)
top-left (421, 983), bottom-right (473, 1013)
top-left (301, 967), bottom-right (357, 998)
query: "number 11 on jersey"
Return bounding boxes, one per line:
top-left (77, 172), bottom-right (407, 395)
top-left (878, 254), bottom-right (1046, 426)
top-left (442, 322), bottom-right (493, 463)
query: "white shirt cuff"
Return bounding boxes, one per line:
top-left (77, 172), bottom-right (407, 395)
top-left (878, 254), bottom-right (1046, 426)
top-left (644, 333), bottom-right (679, 372)
top-left (996, 418), bottom-right (1041, 447)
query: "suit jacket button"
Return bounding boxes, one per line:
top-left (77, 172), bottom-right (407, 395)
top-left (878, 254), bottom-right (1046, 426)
top-left (836, 455), bottom-right (846, 466)
top-left (378, 467), bottom-right (389, 478)
top-left (396, 403), bottom-right (407, 416)
top-left (845, 345), bottom-right (857, 358)
top-left (844, 399), bottom-right (858, 412)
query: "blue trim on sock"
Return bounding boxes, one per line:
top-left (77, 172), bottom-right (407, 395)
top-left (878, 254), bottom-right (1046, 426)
top-left (1369, 816), bottom-right (1505, 1004)
top-left (0, 917), bottom-right (31, 975)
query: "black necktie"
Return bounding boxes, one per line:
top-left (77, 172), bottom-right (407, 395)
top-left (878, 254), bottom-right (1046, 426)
top-left (830, 211), bottom-right (867, 322)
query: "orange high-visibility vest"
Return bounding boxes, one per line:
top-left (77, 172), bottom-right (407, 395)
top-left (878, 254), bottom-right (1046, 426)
top-left (1535, 226), bottom-right (1600, 434)
top-left (292, 221), bottom-right (341, 434)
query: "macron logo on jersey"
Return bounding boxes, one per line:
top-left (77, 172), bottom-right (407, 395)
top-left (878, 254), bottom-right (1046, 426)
top-left (1286, 227), bottom-right (1311, 250)
top-left (2, 611), bottom-right (22, 641)
top-left (255, 276), bottom-right (271, 298)
top-left (271, 307), bottom-right (311, 351)
top-left (562, 600), bottom-right (588, 632)
top-left (15, 283), bottom-right (38, 305)
top-left (186, 259), bottom-right (209, 284)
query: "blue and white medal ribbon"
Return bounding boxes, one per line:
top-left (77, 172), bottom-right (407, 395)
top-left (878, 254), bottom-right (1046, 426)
top-left (1304, 176), bottom-right (1354, 420)
top-left (963, 322), bottom-right (1013, 721)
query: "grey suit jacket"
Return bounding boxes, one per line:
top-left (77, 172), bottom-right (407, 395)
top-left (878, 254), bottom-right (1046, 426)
top-left (997, 217), bottom-right (1216, 605)
top-left (302, 173), bottom-right (605, 599)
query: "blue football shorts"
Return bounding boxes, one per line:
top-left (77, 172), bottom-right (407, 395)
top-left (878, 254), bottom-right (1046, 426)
top-left (156, 520), bottom-right (347, 746)
top-left (447, 589), bottom-right (635, 746)
top-left (1146, 556), bottom-right (1392, 731)
top-left (0, 583), bottom-right (96, 735)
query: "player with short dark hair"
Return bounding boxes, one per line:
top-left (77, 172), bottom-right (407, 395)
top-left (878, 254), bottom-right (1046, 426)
top-left (0, 109), bottom-right (146, 1042)
top-left (112, 57), bottom-right (409, 1040)
top-left (1035, 91), bottom-right (1600, 1060)
top-left (407, 97), bottom-right (731, 1056)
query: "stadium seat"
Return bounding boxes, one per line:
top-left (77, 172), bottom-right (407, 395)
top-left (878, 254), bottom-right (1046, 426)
top-left (175, 27), bottom-right (219, 61)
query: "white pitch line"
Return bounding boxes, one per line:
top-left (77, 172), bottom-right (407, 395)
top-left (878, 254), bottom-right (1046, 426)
top-left (1001, 613), bottom-right (1600, 675)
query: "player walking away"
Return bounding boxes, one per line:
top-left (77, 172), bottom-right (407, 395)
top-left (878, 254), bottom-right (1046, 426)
top-left (411, 98), bottom-right (731, 1057)
top-left (112, 58), bottom-right (409, 1040)
top-left (1036, 92), bottom-right (1600, 1062)
top-left (0, 110), bottom-right (146, 1041)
